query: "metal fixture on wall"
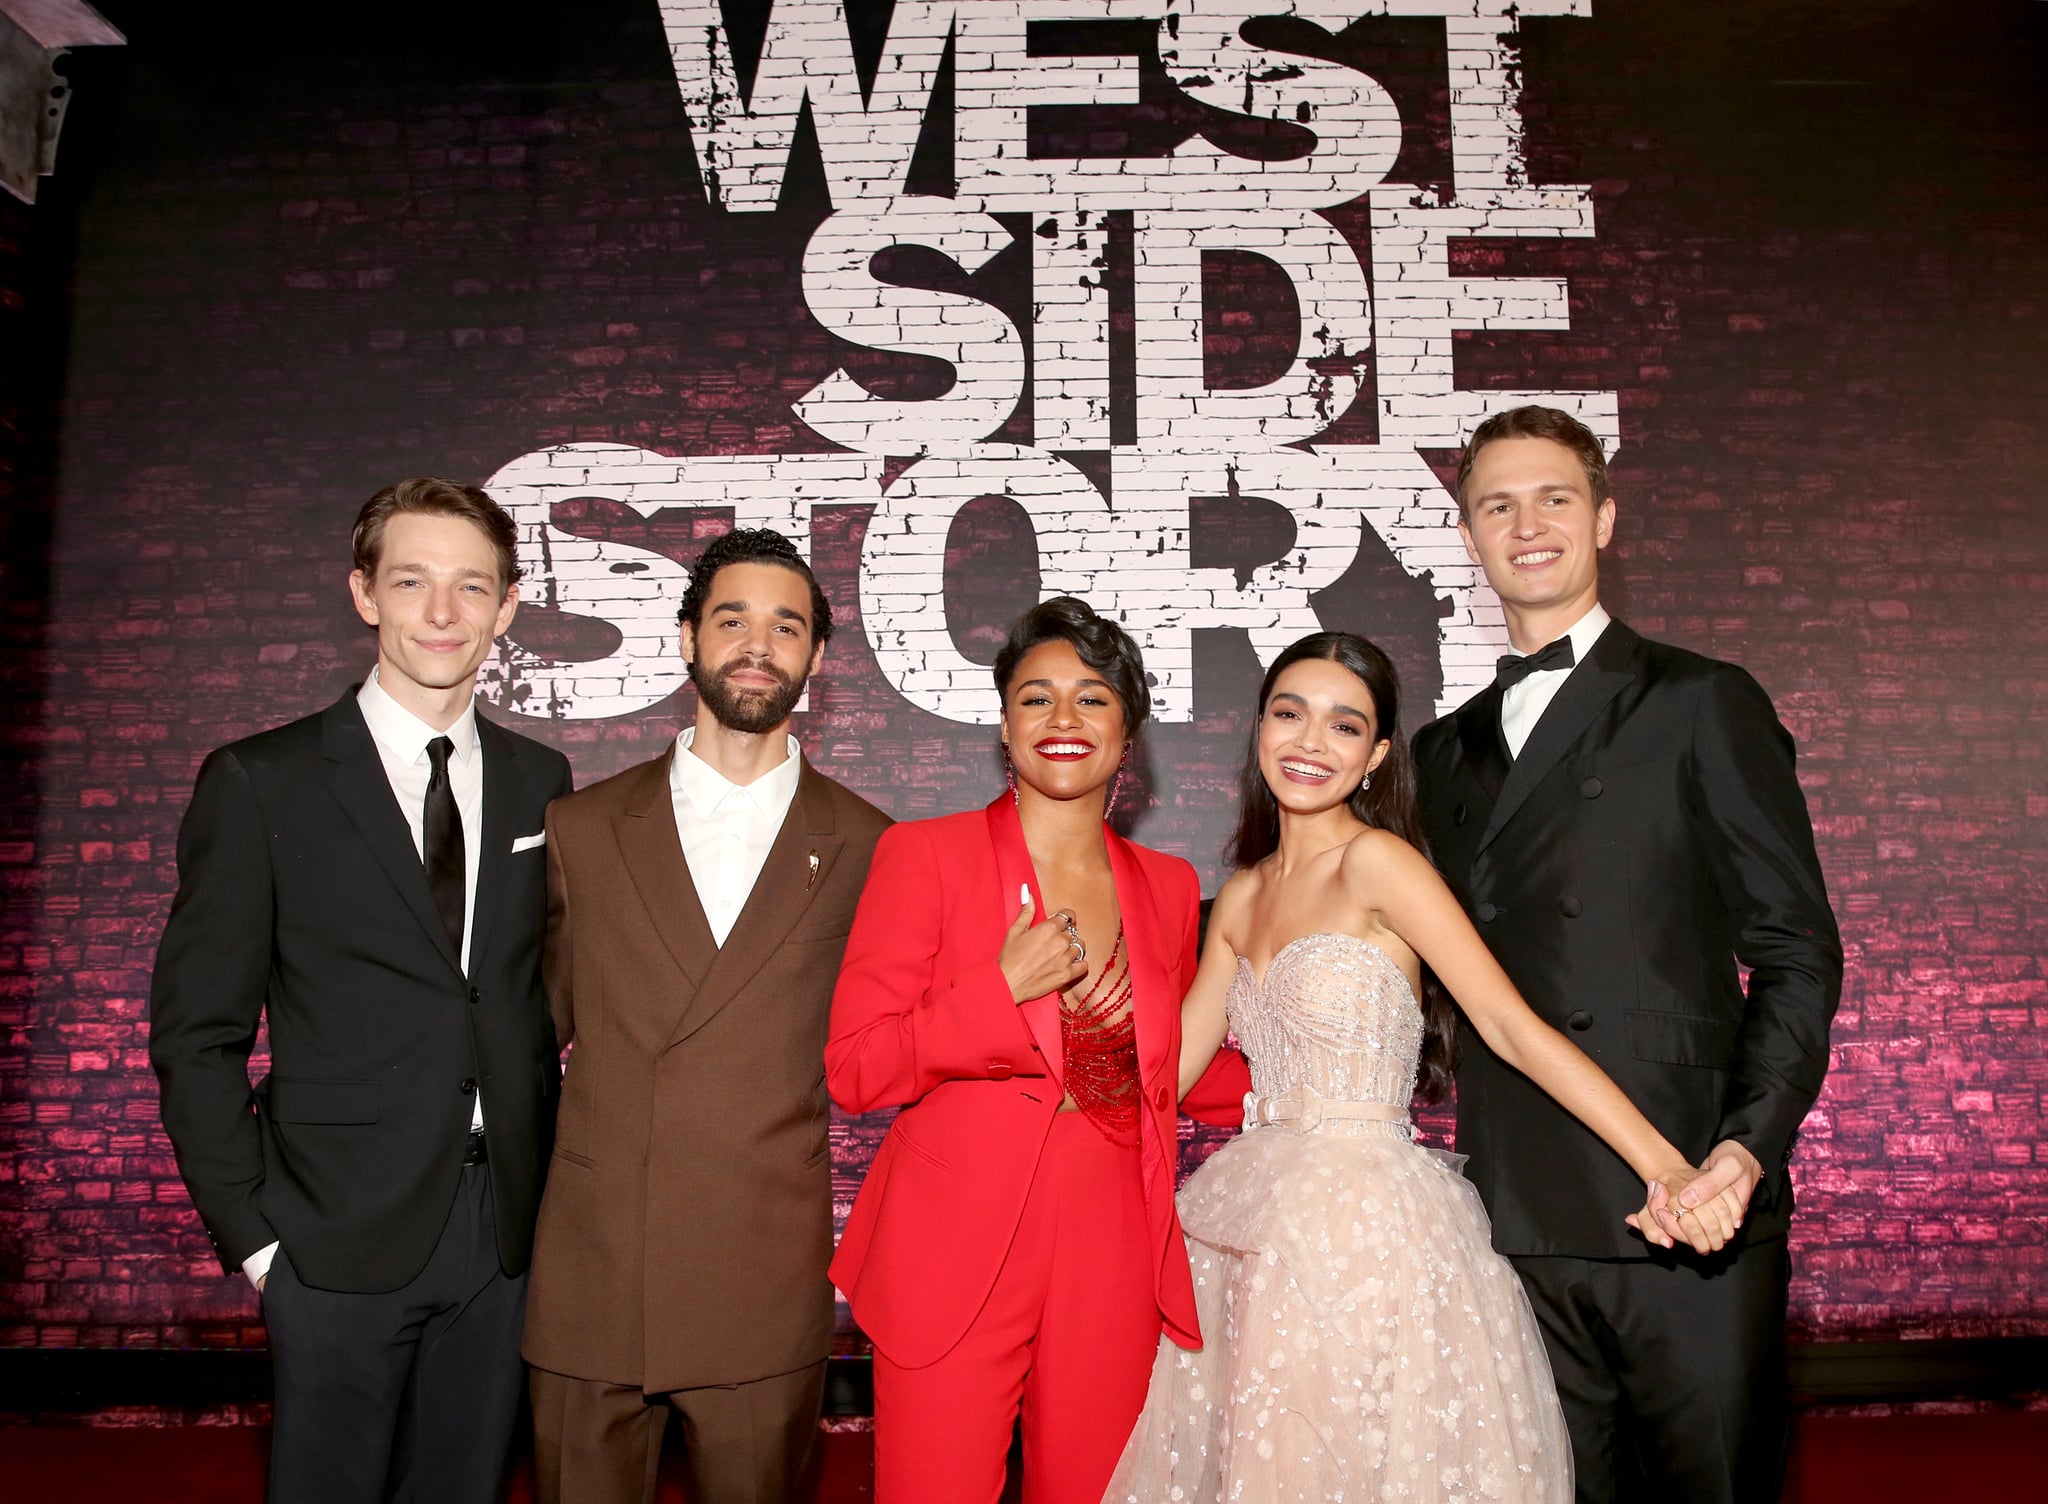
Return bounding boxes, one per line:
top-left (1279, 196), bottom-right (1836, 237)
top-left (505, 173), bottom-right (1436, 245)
top-left (0, 0), bottom-right (123, 204)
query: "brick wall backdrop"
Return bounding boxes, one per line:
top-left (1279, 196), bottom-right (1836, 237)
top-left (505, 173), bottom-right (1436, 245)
top-left (0, 0), bottom-right (2042, 1353)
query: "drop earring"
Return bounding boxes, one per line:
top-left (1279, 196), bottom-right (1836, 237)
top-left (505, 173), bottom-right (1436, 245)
top-left (1109, 743), bottom-right (1131, 813)
top-left (1003, 741), bottom-right (1018, 809)
top-left (1360, 773), bottom-right (1372, 793)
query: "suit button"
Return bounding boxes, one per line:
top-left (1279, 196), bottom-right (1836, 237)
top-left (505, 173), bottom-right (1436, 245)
top-left (1153, 1084), bottom-right (1170, 1111)
top-left (1453, 803), bottom-right (1468, 826)
top-left (1581, 777), bottom-right (1604, 799)
top-left (1567, 1011), bottom-right (1593, 1032)
top-left (1559, 896), bottom-right (1583, 918)
top-left (1475, 902), bottom-right (1498, 923)
top-left (989, 1063), bottom-right (1013, 1081)
top-left (460, 1078), bottom-right (477, 1094)
top-left (468, 987), bottom-right (481, 1006)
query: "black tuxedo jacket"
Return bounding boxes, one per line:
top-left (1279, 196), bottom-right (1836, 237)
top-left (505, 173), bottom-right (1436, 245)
top-left (149, 689), bottom-right (573, 1292)
top-left (1413, 619), bottom-right (1841, 1258)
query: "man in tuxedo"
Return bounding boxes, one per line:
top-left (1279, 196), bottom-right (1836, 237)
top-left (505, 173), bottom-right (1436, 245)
top-left (150, 478), bottom-right (573, 1502)
top-left (522, 528), bottom-right (889, 1504)
top-left (1412, 406), bottom-right (1842, 1502)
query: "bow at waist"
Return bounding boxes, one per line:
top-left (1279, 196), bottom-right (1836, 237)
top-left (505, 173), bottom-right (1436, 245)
top-left (1243, 1083), bottom-right (1413, 1137)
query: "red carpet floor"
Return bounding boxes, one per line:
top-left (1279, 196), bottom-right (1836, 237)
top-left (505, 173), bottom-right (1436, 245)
top-left (1, 1410), bottom-right (2043, 1502)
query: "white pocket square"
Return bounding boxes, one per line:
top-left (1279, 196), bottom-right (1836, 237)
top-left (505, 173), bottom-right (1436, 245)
top-left (511, 832), bottom-right (546, 853)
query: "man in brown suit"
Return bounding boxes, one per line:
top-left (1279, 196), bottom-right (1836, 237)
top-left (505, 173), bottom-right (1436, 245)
top-left (523, 529), bottom-right (889, 1504)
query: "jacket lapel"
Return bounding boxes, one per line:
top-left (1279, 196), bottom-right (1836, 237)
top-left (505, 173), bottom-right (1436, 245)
top-left (465, 714), bottom-right (523, 971)
top-left (613, 750), bottom-right (717, 990)
top-left (319, 691), bottom-right (463, 978)
top-left (983, 796), bottom-right (1067, 1092)
top-left (1477, 620), bottom-right (1642, 856)
top-left (1107, 829), bottom-right (1177, 1212)
top-left (665, 757), bottom-right (846, 1047)
top-left (1456, 682), bottom-right (1511, 807)
top-left (1106, 832), bottom-right (1171, 1091)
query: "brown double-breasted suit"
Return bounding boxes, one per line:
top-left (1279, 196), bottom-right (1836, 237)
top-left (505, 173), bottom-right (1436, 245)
top-left (521, 746), bottom-right (888, 1485)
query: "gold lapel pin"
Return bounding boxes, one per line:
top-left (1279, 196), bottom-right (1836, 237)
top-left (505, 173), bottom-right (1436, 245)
top-left (807, 851), bottom-right (821, 890)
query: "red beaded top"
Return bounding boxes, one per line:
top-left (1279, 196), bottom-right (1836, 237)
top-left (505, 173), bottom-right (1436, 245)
top-left (1060, 926), bottom-right (1139, 1143)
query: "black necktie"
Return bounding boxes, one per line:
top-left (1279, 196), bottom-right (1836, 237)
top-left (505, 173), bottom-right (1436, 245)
top-left (424, 736), bottom-right (465, 958)
top-left (1496, 637), bottom-right (1575, 689)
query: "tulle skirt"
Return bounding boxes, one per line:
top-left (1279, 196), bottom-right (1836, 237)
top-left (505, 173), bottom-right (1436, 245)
top-left (1105, 1123), bottom-right (1572, 1503)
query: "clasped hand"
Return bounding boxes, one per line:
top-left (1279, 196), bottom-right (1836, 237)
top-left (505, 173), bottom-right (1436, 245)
top-left (1625, 1139), bottom-right (1763, 1256)
top-left (998, 890), bottom-right (1089, 1003)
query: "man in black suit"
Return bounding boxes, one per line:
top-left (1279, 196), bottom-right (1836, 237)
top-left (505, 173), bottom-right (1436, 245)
top-left (1413, 407), bottom-right (1842, 1503)
top-left (150, 478), bottom-right (573, 1503)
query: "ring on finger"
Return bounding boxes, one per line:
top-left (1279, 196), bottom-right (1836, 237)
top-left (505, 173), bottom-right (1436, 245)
top-left (1066, 938), bottom-right (1086, 962)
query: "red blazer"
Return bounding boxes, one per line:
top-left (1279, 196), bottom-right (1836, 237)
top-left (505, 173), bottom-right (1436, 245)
top-left (827, 796), bottom-right (1249, 1370)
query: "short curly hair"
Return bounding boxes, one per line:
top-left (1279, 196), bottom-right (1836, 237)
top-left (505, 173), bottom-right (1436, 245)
top-left (675, 528), bottom-right (833, 646)
top-left (992, 596), bottom-right (1151, 733)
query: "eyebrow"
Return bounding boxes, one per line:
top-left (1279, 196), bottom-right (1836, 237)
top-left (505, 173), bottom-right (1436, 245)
top-left (710, 598), bottom-right (809, 625)
top-left (1473, 479), bottom-right (1588, 503)
top-left (387, 561), bottom-right (496, 581)
top-left (1014, 676), bottom-right (1113, 691)
top-left (1270, 690), bottom-right (1372, 722)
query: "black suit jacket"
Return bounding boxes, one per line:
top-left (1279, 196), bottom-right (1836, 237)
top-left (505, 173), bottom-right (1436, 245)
top-left (149, 689), bottom-right (573, 1292)
top-left (1413, 619), bottom-right (1841, 1258)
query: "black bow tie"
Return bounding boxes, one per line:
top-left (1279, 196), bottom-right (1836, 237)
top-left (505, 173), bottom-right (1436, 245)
top-left (1496, 637), bottom-right (1575, 689)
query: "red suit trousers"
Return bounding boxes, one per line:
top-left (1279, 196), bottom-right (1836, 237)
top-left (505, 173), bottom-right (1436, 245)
top-left (871, 1112), bottom-right (1159, 1504)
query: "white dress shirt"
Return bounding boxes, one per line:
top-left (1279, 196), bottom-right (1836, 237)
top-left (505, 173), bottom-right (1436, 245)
top-left (670, 727), bottom-right (803, 948)
top-left (244, 670), bottom-right (487, 1290)
top-left (1500, 602), bottom-right (1612, 759)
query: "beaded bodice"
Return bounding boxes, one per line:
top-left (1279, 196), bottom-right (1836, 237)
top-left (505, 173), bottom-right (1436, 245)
top-left (1227, 932), bottom-right (1423, 1111)
top-left (1061, 925), bottom-right (1139, 1143)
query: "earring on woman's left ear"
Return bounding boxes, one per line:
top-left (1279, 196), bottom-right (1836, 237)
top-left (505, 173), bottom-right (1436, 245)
top-left (1110, 742), bottom-right (1132, 812)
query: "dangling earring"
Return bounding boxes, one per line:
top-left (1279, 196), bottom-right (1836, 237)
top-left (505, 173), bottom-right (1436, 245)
top-left (1003, 742), bottom-right (1018, 809)
top-left (1109, 743), bottom-right (1131, 813)
top-left (1360, 772), bottom-right (1372, 793)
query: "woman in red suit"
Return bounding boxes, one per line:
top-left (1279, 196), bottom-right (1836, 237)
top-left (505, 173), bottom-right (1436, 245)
top-left (828, 596), bottom-right (1247, 1503)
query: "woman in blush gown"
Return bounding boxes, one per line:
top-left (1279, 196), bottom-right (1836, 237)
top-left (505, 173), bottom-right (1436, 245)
top-left (1107, 634), bottom-right (1742, 1504)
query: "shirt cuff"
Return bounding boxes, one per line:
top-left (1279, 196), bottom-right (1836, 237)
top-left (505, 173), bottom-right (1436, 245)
top-left (243, 1241), bottom-right (279, 1290)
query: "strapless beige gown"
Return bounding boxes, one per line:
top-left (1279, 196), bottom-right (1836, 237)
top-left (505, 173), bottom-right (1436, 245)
top-left (1106, 932), bottom-right (1572, 1503)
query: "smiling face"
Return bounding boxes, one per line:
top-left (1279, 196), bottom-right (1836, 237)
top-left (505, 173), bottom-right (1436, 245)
top-left (1458, 434), bottom-right (1616, 646)
top-left (348, 511), bottom-right (518, 720)
top-left (1257, 657), bottom-right (1392, 817)
top-left (678, 561), bottom-right (825, 735)
top-left (1000, 639), bottom-right (1129, 807)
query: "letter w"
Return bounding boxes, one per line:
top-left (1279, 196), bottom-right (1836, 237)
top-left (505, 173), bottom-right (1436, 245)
top-left (659, 0), bottom-right (953, 213)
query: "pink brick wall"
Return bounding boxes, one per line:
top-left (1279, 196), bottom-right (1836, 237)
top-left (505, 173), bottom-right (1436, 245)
top-left (0, 0), bottom-right (2042, 1352)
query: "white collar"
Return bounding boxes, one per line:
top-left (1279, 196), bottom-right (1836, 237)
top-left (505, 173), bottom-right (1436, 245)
top-left (1558, 601), bottom-right (1612, 665)
top-left (1512, 601), bottom-right (1612, 672)
top-left (669, 726), bottom-right (803, 815)
top-left (358, 667), bottom-right (480, 764)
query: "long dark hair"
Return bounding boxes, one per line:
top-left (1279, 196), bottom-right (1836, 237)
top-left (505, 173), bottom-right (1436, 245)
top-left (1226, 632), bottom-right (1458, 1103)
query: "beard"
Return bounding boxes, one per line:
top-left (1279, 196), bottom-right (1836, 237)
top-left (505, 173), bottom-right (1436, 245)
top-left (690, 654), bottom-right (807, 734)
